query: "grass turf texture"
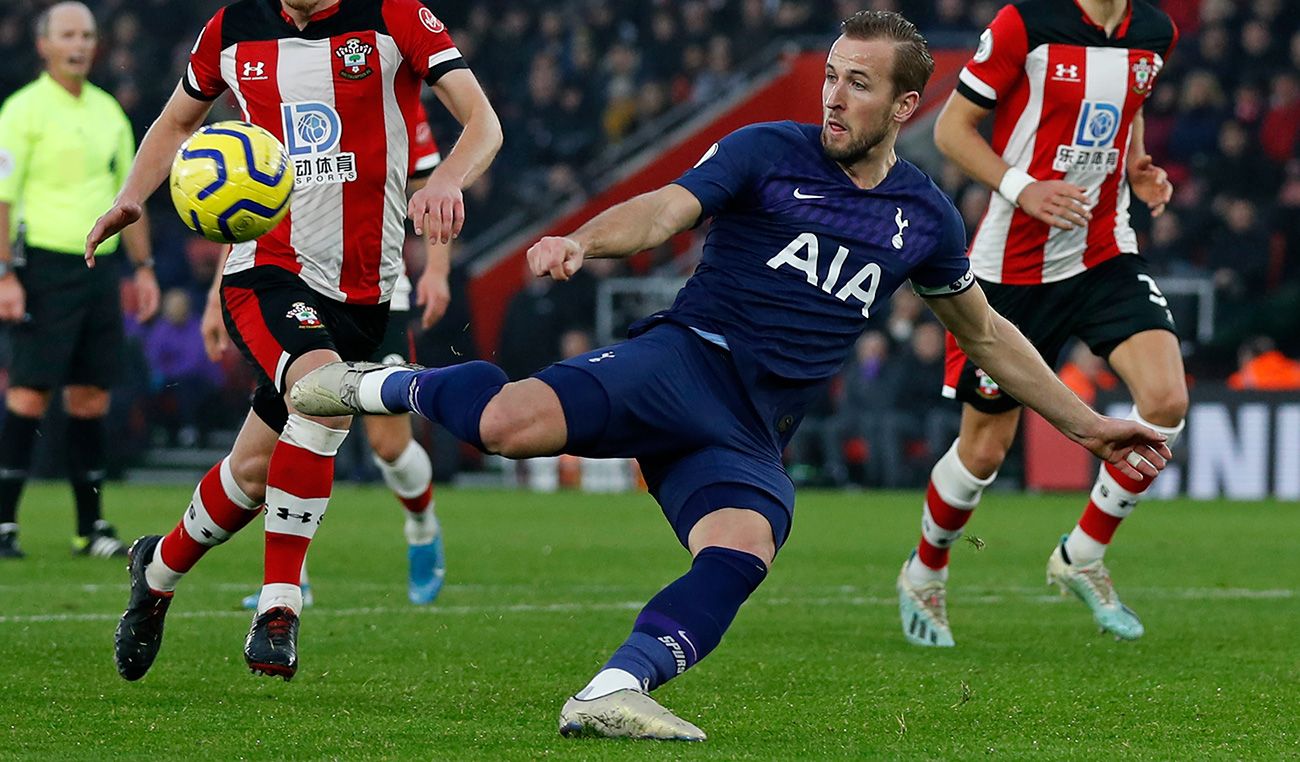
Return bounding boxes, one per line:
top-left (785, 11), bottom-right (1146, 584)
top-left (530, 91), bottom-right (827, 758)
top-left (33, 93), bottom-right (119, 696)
top-left (1, 484), bottom-right (1296, 759)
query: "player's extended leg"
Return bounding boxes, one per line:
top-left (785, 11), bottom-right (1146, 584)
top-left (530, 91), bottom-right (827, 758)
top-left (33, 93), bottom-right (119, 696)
top-left (244, 349), bottom-right (352, 680)
top-left (1050, 329), bottom-right (1187, 640)
top-left (898, 405), bottom-right (1017, 647)
top-left (560, 505), bottom-right (775, 742)
top-left (64, 385), bottom-right (126, 557)
top-left (114, 409), bottom-right (275, 681)
top-left (291, 360), bottom-right (568, 457)
top-left (0, 388), bottom-right (51, 559)
top-left (364, 414), bottom-right (445, 604)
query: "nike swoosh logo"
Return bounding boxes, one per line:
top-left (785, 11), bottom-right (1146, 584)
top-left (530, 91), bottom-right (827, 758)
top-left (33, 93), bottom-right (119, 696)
top-left (792, 188), bottom-right (824, 200)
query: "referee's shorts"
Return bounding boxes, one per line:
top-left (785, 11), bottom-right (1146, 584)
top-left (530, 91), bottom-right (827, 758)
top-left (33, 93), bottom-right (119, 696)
top-left (9, 246), bottom-right (124, 390)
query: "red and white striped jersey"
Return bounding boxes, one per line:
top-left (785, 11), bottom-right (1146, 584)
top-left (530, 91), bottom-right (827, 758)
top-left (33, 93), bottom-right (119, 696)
top-left (391, 100), bottom-right (440, 312)
top-left (956, 0), bottom-right (1177, 285)
top-left (184, 0), bottom-right (466, 304)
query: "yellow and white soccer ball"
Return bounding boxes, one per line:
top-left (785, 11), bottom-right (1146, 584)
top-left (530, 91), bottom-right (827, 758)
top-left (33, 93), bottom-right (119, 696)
top-left (170, 121), bottom-right (294, 243)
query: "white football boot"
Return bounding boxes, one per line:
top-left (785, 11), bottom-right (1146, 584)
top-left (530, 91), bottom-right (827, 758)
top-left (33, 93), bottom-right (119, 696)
top-left (558, 689), bottom-right (706, 741)
top-left (896, 554), bottom-right (956, 647)
top-left (1047, 537), bottom-right (1144, 640)
top-left (290, 361), bottom-right (417, 416)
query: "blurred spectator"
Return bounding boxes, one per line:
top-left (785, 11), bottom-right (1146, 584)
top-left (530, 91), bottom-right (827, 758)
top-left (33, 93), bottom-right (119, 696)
top-left (143, 289), bottom-right (223, 446)
top-left (819, 330), bottom-right (903, 486)
top-left (1227, 336), bottom-right (1300, 390)
top-left (1057, 343), bottom-right (1120, 404)
top-left (1260, 71), bottom-right (1300, 163)
top-left (882, 322), bottom-right (960, 487)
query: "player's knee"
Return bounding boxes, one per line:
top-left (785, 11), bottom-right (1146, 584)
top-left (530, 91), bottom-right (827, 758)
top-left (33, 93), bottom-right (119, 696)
top-left (6, 388), bottom-right (50, 418)
top-left (477, 391), bottom-right (519, 455)
top-left (1138, 385), bottom-right (1188, 428)
top-left (478, 381), bottom-right (563, 457)
top-left (364, 421), bottom-right (407, 463)
top-left (63, 387), bottom-right (110, 418)
top-left (228, 450), bottom-right (269, 501)
top-left (958, 438), bottom-right (1009, 479)
top-left (688, 508), bottom-right (778, 568)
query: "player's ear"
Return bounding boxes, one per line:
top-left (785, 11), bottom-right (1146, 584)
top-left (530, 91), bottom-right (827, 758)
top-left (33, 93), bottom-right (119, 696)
top-left (893, 90), bottom-right (921, 124)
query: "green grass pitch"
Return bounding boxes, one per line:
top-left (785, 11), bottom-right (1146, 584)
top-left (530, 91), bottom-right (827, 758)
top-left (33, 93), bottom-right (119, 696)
top-left (2, 483), bottom-right (1296, 759)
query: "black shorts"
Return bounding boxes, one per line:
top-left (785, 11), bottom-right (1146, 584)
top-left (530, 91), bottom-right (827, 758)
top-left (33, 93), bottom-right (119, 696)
top-left (221, 265), bottom-right (388, 431)
top-left (944, 254), bottom-right (1177, 414)
top-left (8, 247), bottom-right (124, 390)
top-left (370, 310), bottom-right (413, 364)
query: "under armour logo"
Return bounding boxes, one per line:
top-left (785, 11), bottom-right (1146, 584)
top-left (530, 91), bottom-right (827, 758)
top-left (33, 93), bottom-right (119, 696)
top-left (242, 61), bottom-right (266, 79)
top-left (892, 207), bottom-right (909, 250)
top-left (200, 527), bottom-right (214, 539)
top-left (1055, 63), bottom-right (1079, 80)
top-left (587, 351), bottom-right (616, 363)
top-left (275, 507), bottom-right (314, 523)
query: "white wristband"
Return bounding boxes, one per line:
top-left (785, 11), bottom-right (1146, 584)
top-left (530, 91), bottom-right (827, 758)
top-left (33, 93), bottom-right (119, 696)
top-left (997, 167), bottom-right (1036, 207)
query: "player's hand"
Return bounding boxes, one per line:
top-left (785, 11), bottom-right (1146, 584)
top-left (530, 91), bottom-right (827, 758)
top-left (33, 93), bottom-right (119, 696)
top-left (200, 289), bottom-right (230, 362)
top-left (1076, 415), bottom-right (1172, 482)
top-left (416, 269), bottom-right (450, 329)
top-left (526, 236), bottom-right (585, 281)
top-left (84, 201), bottom-right (143, 268)
top-left (133, 267), bottom-right (161, 322)
top-left (1129, 155), bottom-right (1172, 217)
top-left (408, 172), bottom-right (464, 244)
top-left (1017, 180), bottom-right (1092, 230)
top-left (0, 275), bottom-right (25, 323)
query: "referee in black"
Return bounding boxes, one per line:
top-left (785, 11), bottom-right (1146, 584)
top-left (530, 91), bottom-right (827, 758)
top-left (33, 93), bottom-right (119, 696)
top-left (0, 2), bottom-right (159, 558)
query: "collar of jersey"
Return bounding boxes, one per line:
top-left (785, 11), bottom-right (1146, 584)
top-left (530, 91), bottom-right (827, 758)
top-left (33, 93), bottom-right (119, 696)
top-left (1070, 0), bottom-right (1132, 39)
top-left (278, 0), bottom-right (343, 27)
top-left (35, 71), bottom-right (86, 103)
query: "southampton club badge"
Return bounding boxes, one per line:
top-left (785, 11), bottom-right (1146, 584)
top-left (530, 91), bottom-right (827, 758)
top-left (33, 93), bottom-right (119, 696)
top-left (975, 369), bottom-right (1002, 400)
top-left (287, 302), bottom-right (323, 329)
top-left (335, 37), bottom-right (374, 80)
top-left (1131, 56), bottom-right (1156, 96)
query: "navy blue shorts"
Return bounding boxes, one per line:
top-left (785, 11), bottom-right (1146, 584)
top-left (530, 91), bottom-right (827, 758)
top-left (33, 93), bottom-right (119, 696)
top-left (535, 323), bottom-right (814, 550)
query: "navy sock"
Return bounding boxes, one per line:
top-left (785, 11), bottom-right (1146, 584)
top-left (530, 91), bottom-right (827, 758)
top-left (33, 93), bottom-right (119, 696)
top-left (0, 412), bottom-right (40, 526)
top-left (67, 416), bottom-right (106, 536)
top-left (605, 546), bottom-right (768, 691)
top-left (381, 361), bottom-right (507, 451)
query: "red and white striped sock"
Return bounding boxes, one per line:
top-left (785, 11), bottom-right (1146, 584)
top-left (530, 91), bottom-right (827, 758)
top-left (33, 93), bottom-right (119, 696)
top-left (907, 440), bottom-right (997, 586)
top-left (260, 415), bottom-right (348, 614)
top-left (1064, 408), bottom-right (1184, 565)
top-left (374, 439), bottom-right (438, 544)
top-left (147, 457), bottom-right (261, 593)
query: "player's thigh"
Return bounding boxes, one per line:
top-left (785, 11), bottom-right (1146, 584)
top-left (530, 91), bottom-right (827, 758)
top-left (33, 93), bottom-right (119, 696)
top-left (956, 403), bottom-right (1022, 479)
top-left (533, 324), bottom-right (746, 459)
top-left (643, 446), bottom-right (794, 555)
top-left (945, 279), bottom-right (1073, 413)
top-left (1105, 329), bottom-right (1188, 425)
top-left (221, 267), bottom-right (340, 395)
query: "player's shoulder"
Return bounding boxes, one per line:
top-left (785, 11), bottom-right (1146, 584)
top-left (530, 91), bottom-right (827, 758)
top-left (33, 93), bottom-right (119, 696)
top-left (723, 120), bottom-right (814, 149)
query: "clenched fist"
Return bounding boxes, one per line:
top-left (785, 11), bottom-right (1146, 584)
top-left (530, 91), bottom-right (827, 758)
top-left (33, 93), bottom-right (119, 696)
top-left (526, 236), bottom-right (585, 281)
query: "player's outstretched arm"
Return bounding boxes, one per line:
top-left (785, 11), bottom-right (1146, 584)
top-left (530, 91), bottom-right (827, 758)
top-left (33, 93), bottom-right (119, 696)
top-left (410, 70), bottom-right (503, 244)
top-left (526, 185), bottom-right (702, 281)
top-left (407, 175), bottom-right (451, 328)
top-left (934, 92), bottom-right (1090, 231)
top-left (926, 285), bottom-right (1172, 481)
top-left (85, 84), bottom-right (212, 265)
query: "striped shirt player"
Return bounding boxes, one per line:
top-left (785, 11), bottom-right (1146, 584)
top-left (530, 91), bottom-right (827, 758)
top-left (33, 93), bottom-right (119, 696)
top-left (93, 0), bottom-right (501, 684)
top-left (897, 0), bottom-right (1189, 649)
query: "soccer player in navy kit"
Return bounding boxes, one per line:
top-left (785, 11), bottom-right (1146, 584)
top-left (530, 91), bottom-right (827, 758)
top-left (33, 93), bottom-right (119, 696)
top-left (293, 11), bottom-right (1170, 740)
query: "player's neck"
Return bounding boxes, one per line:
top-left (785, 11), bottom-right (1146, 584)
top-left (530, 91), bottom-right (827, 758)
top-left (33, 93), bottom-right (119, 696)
top-left (1077, 0), bottom-right (1129, 35)
top-left (45, 69), bottom-right (84, 98)
top-left (280, 0), bottom-right (340, 29)
top-left (835, 143), bottom-right (897, 191)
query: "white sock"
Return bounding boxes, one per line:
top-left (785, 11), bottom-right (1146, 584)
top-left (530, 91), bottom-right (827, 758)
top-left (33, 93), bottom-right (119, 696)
top-left (906, 554), bottom-right (949, 586)
top-left (299, 559), bottom-right (310, 587)
top-left (257, 582), bottom-right (303, 615)
top-left (1063, 529), bottom-right (1106, 565)
top-left (575, 668), bottom-right (643, 700)
top-left (357, 367), bottom-right (410, 413)
top-left (145, 542), bottom-right (183, 593)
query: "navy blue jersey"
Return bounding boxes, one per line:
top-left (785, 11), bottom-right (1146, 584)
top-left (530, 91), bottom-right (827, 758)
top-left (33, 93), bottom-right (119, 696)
top-left (634, 121), bottom-right (973, 383)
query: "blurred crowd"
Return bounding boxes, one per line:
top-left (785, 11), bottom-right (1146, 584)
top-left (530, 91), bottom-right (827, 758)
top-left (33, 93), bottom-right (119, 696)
top-left (0, 0), bottom-right (1297, 486)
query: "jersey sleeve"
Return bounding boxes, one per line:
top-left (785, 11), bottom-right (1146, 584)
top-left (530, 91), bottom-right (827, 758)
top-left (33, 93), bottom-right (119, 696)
top-left (956, 4), bottom-right (1028, 110)
top-left (910, 202), bottom-right (974, 299)
top-left (671, 126), bottom-right (766, 220)
top-left (0, 96), bottom-right (32, 205)
top-left (407, 101), bottom-right (441, 179)
top-left (181, 9), bottom-right (227, 101)
top-left (382, 0), bottom-right (468, 85)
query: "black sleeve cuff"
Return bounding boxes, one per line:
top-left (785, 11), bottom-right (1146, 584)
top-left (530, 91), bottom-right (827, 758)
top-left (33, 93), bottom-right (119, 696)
top-left (913, 271), bottom-right (976, 299)
top-left (425, 58), bottom-right (469, 87)
top-left (181, 77), bottom-right (220, 102)
top-left (409, 166), bottom-right (435, 180)
top-left (955, 81), bottom-right (996, 110)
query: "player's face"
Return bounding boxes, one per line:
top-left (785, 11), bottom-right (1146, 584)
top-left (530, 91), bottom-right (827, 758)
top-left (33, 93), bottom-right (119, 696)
top-left (821, 37), bottom-right (903, 164)
top-left (37, 4), bottom-right (97, 82)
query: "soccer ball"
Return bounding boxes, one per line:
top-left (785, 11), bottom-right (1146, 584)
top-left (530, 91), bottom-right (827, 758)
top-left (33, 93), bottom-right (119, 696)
top-left (170, 121), bottom-right (294, 243)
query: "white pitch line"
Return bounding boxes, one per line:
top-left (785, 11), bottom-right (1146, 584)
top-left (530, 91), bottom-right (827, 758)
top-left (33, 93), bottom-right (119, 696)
top-left (0, 588), bottom-right (1291, 625)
